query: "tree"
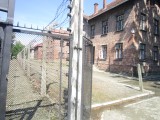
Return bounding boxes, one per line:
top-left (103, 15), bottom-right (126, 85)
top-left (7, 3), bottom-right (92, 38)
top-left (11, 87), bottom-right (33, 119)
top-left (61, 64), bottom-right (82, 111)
top-left (11, 41), bottom-right (25, 58)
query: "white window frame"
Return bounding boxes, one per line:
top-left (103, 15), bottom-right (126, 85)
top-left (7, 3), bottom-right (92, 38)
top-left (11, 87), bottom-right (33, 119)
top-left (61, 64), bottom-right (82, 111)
top-left (99, 45), bottom-right (107, 60)
top-left (115, 43), bottom-right (123, 59)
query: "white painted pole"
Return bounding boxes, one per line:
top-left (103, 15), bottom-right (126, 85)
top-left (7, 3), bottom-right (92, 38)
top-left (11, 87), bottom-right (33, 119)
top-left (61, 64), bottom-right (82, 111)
top-left (77, 0), bottom-right (83, 119)
top-left (68, 0), bottom-right (84, 119)
top-left (68, 0), bottom-right (80, 119)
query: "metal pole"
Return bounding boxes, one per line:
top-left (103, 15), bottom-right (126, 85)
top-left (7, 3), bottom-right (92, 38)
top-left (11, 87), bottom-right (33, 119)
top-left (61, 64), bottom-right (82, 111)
top-left (0, 0), bottom-right (15, 119)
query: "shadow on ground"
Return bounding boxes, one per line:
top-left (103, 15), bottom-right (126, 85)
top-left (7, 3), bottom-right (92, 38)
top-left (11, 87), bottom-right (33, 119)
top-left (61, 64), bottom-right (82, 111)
top-left (6, 100), bottom-right (56, 120)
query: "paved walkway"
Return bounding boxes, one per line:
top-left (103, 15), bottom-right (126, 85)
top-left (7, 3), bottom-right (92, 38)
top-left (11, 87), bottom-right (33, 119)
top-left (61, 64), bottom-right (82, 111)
top-left (6, 60), bottom-right (58, 120)
top-left (101, 97), bottom-right (160, 120)
top-left (91, 66), bottom-right (159, 120)
top-left (92, 70), bottom-right (153, 105)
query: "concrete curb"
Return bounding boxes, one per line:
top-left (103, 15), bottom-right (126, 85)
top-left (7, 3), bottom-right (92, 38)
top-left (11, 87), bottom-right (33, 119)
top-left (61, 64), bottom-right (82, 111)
top-left (92, 91), bottom-right (154, 110)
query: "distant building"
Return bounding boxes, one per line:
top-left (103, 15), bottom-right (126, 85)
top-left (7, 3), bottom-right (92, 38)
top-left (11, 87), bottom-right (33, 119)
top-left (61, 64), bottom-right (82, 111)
top-left (33, 29), bottom-right (69, 61)
top-left (84, 0), bottom-right (160, 76)
top-left (34, 43), bottom-right (43, 60)
top-left (30, 47), bottom-right (34, 59)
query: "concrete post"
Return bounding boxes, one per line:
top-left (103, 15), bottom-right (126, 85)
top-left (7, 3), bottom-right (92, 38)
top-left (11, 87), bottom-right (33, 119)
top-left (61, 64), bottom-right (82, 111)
top-left (68, 0), bottom-right (84, 119)
top-left (137, 64), bottom-right (144, 91)
top-left (23, 49), bottom-right (26, 70)
top-left (41, 37), bottom-right (47, 96)
top-left (27, 44), bottom-right (30, 77)
top-left (77, 0), bottom-right (84, 119)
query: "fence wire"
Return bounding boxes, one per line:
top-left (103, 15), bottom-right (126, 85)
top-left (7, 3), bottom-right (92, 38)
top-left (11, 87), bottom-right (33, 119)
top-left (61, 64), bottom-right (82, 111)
top-left (6, 30), bottom-right (69, 120)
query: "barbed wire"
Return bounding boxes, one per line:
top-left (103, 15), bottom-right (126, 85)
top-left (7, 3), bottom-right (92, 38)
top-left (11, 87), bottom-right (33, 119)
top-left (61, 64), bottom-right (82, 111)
top-left (45, 0), bottom-right (69, 29)
top-left (54, 17), bottom-right (69, 29)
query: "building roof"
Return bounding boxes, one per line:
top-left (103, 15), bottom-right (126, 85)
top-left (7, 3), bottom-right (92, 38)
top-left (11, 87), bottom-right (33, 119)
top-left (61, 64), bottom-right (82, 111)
top-left (51, 29), bottom-right (69, 35)
top-left (34, 43), bottom-right (43, 48)
top-left (88, 0), bottom-right (129, 20)
top-left (83, 14), bottom-right (90, 20)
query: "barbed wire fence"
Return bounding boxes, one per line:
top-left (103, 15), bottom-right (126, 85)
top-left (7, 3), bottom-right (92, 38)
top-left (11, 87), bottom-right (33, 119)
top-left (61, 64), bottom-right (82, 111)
top-left (6, 29), bottom-right (69, 119)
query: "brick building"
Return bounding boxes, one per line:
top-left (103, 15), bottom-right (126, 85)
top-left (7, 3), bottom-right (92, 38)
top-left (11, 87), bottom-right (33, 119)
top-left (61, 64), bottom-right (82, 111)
top-left (34, 29), bottom-right (69, 61)
top-left (34, 43), bottom-right (43, 60)
top-left (84, 0), bottom-right (160, 76)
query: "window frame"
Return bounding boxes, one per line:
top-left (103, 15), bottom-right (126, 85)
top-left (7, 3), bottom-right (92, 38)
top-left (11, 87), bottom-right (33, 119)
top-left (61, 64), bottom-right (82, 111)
top-left (116, 14), bottom-right (124, 31)
top-left (154, 19), bottom-right (159, 35)
top-left (140, 13), bottom-right (147, 31)
top-left (102, 20), bottom-right (108, 35)
top-left (115, 43), bottom-right (123, 60)
top-left (91, 25), bottom-right (95, 37)
top-left (99, 45), bottom-right (107, 60)
top-left (153, 46), bottom-right (159, 62)
top-left (139, 43), bottom-right (146, 61)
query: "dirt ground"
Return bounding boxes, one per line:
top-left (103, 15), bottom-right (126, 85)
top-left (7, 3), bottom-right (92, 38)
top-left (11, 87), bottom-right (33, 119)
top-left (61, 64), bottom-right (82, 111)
top-left (6, 60), bottom-right (61, 120)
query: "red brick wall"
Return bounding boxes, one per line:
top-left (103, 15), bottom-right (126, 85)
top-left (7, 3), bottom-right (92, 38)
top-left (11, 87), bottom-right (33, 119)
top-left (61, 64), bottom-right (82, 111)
top-left (88, 0), bottom-right (160, 76)
top-left (45, 39), bottom-right (69, 61)
top-left (34, 46), bottom-right (42, 60)
top-left (33, 38), bottom-right (69, 61)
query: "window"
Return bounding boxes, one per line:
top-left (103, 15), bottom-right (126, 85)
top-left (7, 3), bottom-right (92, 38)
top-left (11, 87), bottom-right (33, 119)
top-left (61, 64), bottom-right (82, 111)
top-left (147, 0), bottom-right (156, 7)
top-left (116, 14), bottom-right (124, 31)
top-left (139, 43), bottom-right (146, 60)
top-left (91, 25), bottom-right (95, 37)
top-left (140, 13), bottom-right (147, 31)
top-left (115, 43), bottom-right (123, 59)
top-left (99, 45), bottom-right (107, 60)
top-left (153, 46), bottom-right (158, 61)
top-left (154, 19), bottom-right (159, 35)
top-left (102, 20), bottom-right (108, 35)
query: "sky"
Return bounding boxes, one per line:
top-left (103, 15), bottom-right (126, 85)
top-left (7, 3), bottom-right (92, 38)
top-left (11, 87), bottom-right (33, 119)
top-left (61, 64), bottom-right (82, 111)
top-left (13, 0), bottom-right (114, 29)
top-left (11, 0), bottom-right (114, 45)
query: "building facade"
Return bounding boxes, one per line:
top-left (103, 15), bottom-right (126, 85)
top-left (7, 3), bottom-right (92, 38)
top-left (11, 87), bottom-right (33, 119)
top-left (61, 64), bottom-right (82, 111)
top-left (84, 0), bottom-right (160, 76)
top-left (34, 43), bottom-right (43, 60)
top-left (33, 29), bottom-right (69, 61)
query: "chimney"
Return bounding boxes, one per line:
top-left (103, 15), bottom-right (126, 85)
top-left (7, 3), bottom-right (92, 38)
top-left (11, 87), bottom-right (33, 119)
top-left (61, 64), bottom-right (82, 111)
top-left (94, 3), bottom-right (99, 14)
top-left (103, 0), bottom-right (106, 9)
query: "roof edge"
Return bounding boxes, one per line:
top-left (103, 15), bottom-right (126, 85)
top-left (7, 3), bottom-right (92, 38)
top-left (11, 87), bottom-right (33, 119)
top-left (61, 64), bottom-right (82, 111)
top-left (89, 0), bottom-right (130, 20)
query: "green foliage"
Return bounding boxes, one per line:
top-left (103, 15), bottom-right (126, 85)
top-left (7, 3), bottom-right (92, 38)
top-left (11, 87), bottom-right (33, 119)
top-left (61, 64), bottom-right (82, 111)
top-left (11, 41), bottom-right (25, 58)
